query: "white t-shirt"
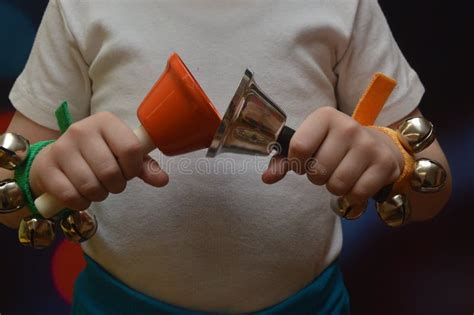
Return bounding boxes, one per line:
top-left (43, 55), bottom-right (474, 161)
top-left (10, 0), bottom-right (424, 312)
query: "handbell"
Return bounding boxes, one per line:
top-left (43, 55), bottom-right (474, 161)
top-left (330, 196), bottom-right (368, 220)
top-left (0, 179), bottom-right (25, 213)
top-left (34, 53), bottom-right (222, 218)
top-left (18, 217), bottom-right (56, 249)
top-left (0, 133), bottom-right (30, 170)
top-left (60, 210), bottom-right (97, 243)
top-left (376, 194), bottom-right (411, 228)
top-left (207, 69), bottom-right (295, 157)
top-left (411, 158), bottom-right (447, 193)
top-left (397, 117), bottom-right (435, 154)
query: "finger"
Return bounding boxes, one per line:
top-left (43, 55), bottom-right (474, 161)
top-left (57, 152), bottom-right (109, 202)
top-left (79, 137), bottom-right (127, 194)
top-left (325, 148), bottom-right (371, 196)
top-left (288, 110), bottom-right (330, 174)
top-left (37, 166), bottom-right (91, 211)
top-left (99, 113), bottom-right (143, 180)
top-left (139, 155), bottom-right (169, 187)
top-left (306, 133), bottom-right (349, 186)
top-left (346, 164), bottom-right (393, 204)
top-left (262, 155), bottom-right (290, 184)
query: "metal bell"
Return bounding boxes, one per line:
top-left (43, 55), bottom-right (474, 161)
top-left (411, 158), bottom-right (447, 193)
top-left (330, 196), bottom-right (368, 220)
top-left (207, 69), bottom-right (288, 157)
top-left (0, 179), bottom-right (25, 213)
top-left (0, 133), bottom-right (30, 170)
top-left (60, 210), bottom-right (97, 243)
top-left (18, 217), bottom-right (56, 249)
top-left (376, 194), bottom-right (411, 228)
top-left (397, 117), bottom-right (435, 154)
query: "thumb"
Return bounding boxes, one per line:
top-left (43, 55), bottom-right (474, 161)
top-left (262, 155), bottom-right (290, 184)
top-left (138, 155), bottom-right (169, 187)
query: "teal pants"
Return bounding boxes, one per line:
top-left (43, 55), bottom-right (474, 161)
top-left (72, 255), bottom-right (350, 315)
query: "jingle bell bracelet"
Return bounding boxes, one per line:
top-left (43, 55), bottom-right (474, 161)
top-left (333, 119), bottom-right (447, 227)
top-left (0, 102), bottom-right (98, 249)
top-left (331, 74), bottom-right (447, 227)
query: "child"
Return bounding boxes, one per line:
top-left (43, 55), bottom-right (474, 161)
top-left (1, 0), bottom-right (451, 313)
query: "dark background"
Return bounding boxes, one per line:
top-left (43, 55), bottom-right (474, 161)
top-left (1, 0), bottom-right (473, 314)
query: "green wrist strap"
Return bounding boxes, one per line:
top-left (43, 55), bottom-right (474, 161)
top-left (14, 140), bottom-right (55, 217)
top-left (14, 101), bottom-right (74, 218)
top-left (55, 101), bottom-right (74, 135)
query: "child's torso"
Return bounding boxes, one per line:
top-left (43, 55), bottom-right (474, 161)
top-left (59, 0), bottom-right (357, 311)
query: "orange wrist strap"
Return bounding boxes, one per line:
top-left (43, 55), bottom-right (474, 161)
top-left (351, 73), bottom-right (397, 126)
top-left (369, 126), bottom-right (415, 192)
top-left (351, 73), bottom-right (414, 193)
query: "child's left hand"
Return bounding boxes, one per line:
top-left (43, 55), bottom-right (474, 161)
top-left (262, 106), bottom-right (404, 204)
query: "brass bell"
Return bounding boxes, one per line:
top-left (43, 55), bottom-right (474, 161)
top-left (376, 194), bottom-right (411, 228)
top-left (0, 133), bottom-right (30, 170)
top-left (411, 158), bottom-right (447, 193)
top-left (330, 196), bottom-right (368, 220)
top-left (397, 117), bottom-right (435, 153)
top-left (60, 210), bottom-right (97, 243)
top-left (18, 217), bottom-right (56, 249)
top-left (207, 69), bottom-right (295, 157)
top-left (0, 179), bottom-right (25, 213)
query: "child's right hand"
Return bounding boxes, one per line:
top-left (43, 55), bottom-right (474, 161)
top-left (29, 112), bottom-right (169, 211)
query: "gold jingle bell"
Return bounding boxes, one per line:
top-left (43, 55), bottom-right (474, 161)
top-left (18, 217), bottom-right (56, 249)
top-left (330, 196), bottom-right (368, 220)
top-left (0, 133), bottom-right (30, 170)
top-left (397, 117), bottom-right (435, 154)
top-left (376, 194), bottom-right (411, 228)
top-left (0, 179), bottom-right (25, 213)
top-left (60, 210), bottom-right (97, 243)
top-left (411, 158), bottom-right (447, 193)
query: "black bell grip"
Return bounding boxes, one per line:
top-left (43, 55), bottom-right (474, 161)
top-left (276, 126), bottom-right (296, 157)
top-left (276, 125), bottom-right (393, 202)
